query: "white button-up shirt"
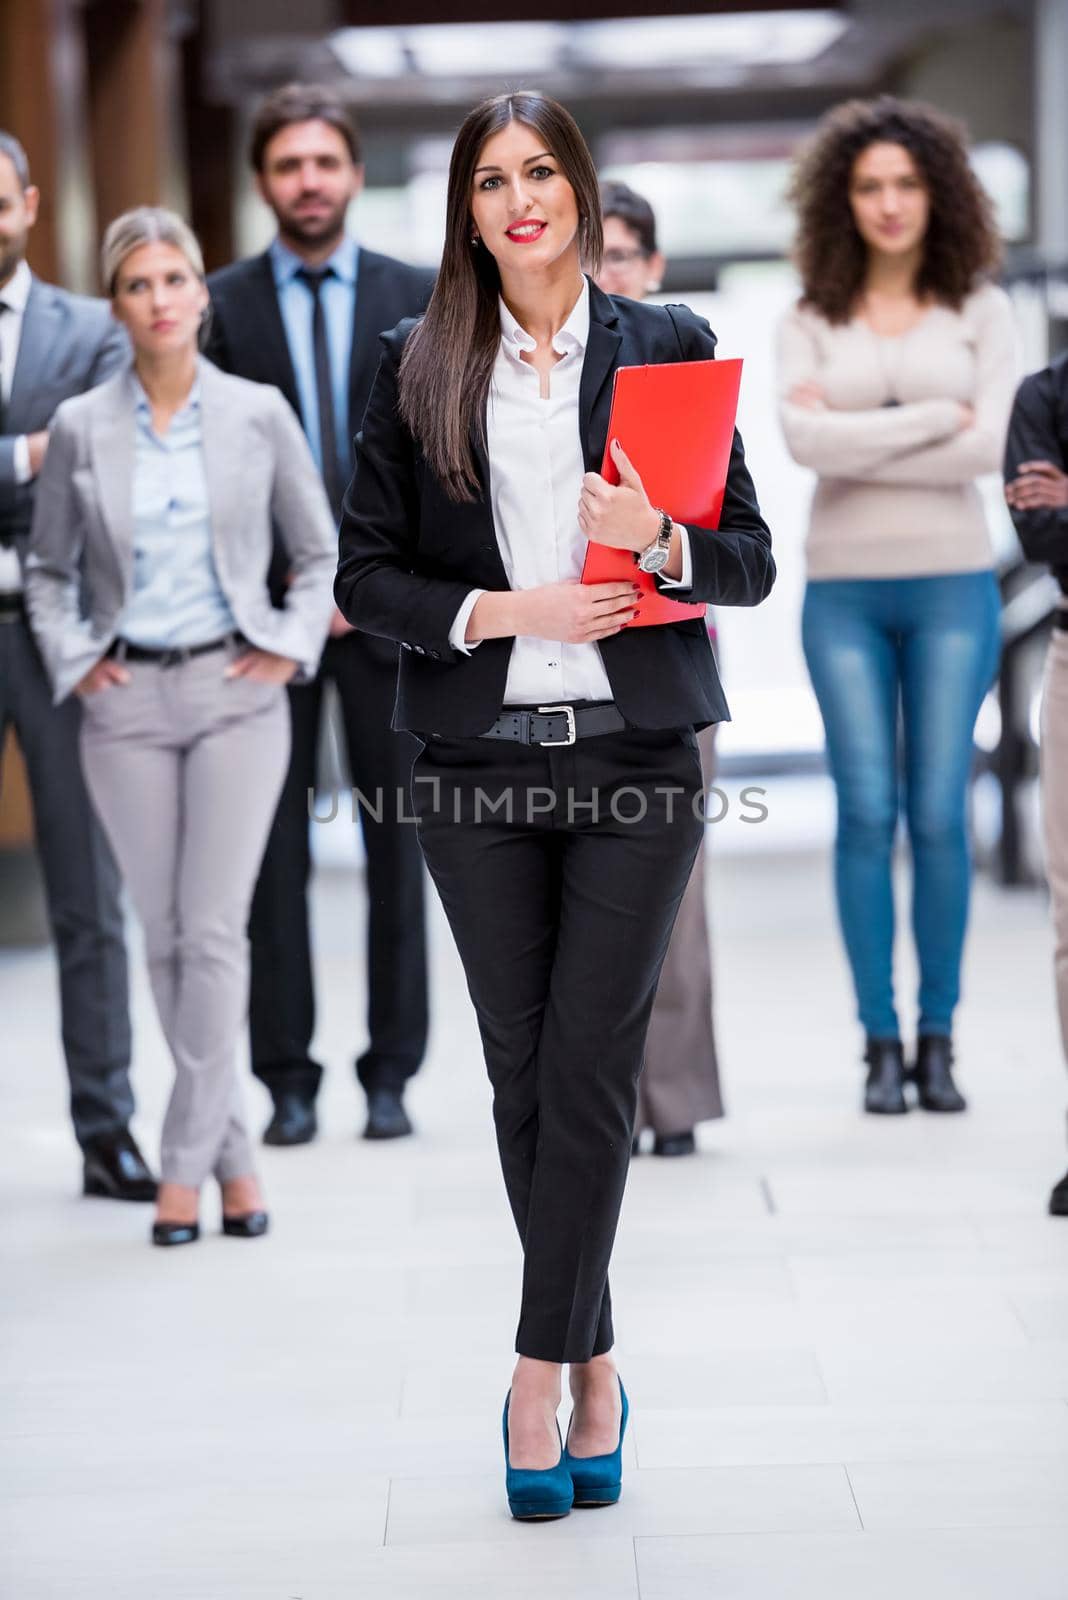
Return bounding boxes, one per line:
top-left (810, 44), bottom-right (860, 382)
top-left (449, 279), bottom-right (614, 706)
top-left (448, 279), bottom-right (693, 705)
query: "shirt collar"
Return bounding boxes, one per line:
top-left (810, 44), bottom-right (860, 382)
top-left (0, 259), bottom-right (32, 315)
top-left (498, 276), bottom-right (590, 361)
top-left (269, 234), bottom-right (359, 288)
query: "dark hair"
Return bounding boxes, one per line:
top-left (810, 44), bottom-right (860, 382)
top-left (398, 91), bottom-right (603, 503)
top-left (600, 180), bottom-right (657, 256)
top-left (0, 131), bottom-right (31, 191)
top-left (787, 95), bottom-right (1001, 323)
top-left (250, 82), bottom-right (362, 172)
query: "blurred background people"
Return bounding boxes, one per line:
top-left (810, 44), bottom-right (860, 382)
top-left (0, 130), bottom-right (153, 1203)
top-left (778, 96), bottom-right (1015, 1116)
top-left (596, 179), bottom-right (723, 1157)
top-left (1004, 353), bottom-right (1068, 1215)
top-left (25, 207), bottom-right (335, 1246)
top-left (206, 84), bottom-right (435, 1148)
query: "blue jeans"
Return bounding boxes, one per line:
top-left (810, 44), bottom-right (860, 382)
top-left (802, 572), bottom-right (1001, 1040)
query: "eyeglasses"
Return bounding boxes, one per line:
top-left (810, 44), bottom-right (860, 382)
top-left (601, 247), bottom-right (649, 267)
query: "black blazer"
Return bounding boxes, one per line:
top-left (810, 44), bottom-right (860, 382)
top-left (205, 244), bottom-right (435, 621)
top-left (205, 245), bottom-right (435, 452)
top-left (335, 280), bottom-right (774, 736)
top-left (1004, 352), bottom-right (1068, 592)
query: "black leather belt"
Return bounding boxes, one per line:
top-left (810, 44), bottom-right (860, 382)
top-left (479, 702), bottom-right (626, 747)
top-left (0, 591), bottom-right (25, 620)
top-left (108, 634), bottom-right (239, 668)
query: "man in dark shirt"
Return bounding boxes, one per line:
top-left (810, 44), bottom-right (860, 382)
top-left (1005, 351), bottom-right (1068, 1216)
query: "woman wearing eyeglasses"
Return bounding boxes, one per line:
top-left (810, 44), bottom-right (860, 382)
top-left (596, 180), bottom-right (724, 1158)
top-left (336, 91), bottom-right (773, 1519)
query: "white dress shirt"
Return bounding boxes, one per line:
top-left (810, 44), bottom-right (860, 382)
top-left (0, 259), bottom-right (32, 591)
top-left (448, 278), bottom-right (692, 705)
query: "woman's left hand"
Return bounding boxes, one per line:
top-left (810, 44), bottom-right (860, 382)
top-left (578, 439), bottom-right (662, 554)
top-left (225, 648), bottom-right (299, 685)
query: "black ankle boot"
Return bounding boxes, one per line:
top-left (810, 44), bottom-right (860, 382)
top-left (863, 1037), bottom-right (907, 1115)
top-left (914, 1034), bottom-right (967, 1112)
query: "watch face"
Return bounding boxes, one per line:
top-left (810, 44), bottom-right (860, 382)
top-left (639, 545), bottom-right (671, 574)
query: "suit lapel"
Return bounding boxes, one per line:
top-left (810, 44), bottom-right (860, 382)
top-left (196, 361), bottom-right (240, 582)
top-left (8, 278), bottom-right (66, 424)
top-left (250, 253), bottom-right (302, 419)
top-left (579, 282), bottom-right (623, 473)
top-left (88, 375), bottom-right (136, 585)
top-left (348, 248), bottom-right (385, 444)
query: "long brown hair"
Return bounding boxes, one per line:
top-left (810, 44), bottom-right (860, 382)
top-left (787, 96), bottom-right (1001, 324)
top-left (398, 91), bottom-right (603, 503)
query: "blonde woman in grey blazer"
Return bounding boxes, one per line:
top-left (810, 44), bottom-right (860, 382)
top-left (25, 208), bottom-right (335, 1247)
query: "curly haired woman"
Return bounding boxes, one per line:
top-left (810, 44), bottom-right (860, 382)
top-left (777, 97), bottom-right (1017, 1115)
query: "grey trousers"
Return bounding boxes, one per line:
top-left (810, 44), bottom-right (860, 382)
top-left (0, 615), bottom-right (132, 1145)
top-left (79, 648), bottom-right (289, 1186)
top-left (1040, 627), bottom-right (1068, 1139)
top-left (637, 723), bottom-right (723, 1134)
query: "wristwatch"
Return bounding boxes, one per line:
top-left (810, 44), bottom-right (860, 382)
top-left (637, 509), bottom-right (674, 574)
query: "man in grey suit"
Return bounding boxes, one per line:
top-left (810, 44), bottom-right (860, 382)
top-left (0, 130), bottom-right (155, 1201)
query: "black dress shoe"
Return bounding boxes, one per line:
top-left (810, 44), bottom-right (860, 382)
top-left (1049, 1169), bottom-right (1068, 1216)
top-left (263, 1092), bottom-right (318, 1147)
top-left (914, 1034), bottom-right (967, 1112)
top-left (222, 1210), bottom-right (270, 1238)
top-left (82, 1130), bottom-right (158, 1201)
top-left (863, 1037), bottom-right (908, 1115)
top-left (652, 1130), bottom-right (697, 1157)
top-left (151, 1220), bottom-right (199, 1247)
top-left (362, 1088), bottom-right (413, 1140)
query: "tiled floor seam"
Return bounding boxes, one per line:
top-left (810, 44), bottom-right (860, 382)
top-left (843, 1463), bottom-right (865, 1529)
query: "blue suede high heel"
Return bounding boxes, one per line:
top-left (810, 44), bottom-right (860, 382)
top-left (563, 1378), bottom-right (628, 1507)
top-left (502, 1393), bottom-right (574, 1521)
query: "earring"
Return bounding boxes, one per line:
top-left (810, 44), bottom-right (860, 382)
top-left (645, 280), bottom-right (662, 293)
top-left (470, 231), bottom-right (480, 246)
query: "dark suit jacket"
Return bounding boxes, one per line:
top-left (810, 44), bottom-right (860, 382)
top-left (335, 280), bottom-right (775, 737)
top-left (204, 244), bottom-right (435, 471)
top-left (1004, 352), bottom-right (1068, 592)
top-left (205, 243), bottom-right (434, 620)
top-left (0, 276), bottom-right (128, 553)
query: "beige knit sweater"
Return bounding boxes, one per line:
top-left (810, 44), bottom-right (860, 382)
top-left (776, 284), bottom-right (1017, 580)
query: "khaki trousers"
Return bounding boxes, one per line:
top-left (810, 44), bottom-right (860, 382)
top-left (638, 723), bottom-right (723, 1134)
top-left (80, 648), bottom-right (289, 1187)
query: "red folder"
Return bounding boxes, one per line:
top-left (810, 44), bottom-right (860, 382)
top-left (581, 357), bottom-right (743, 626)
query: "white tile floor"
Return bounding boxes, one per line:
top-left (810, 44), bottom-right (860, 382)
top-left (3, 815), bottom-right (1068, 1598)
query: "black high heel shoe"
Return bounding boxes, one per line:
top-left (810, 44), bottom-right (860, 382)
top-left (863, 1037), bottom-right (907, 1115)
top-left (221, 1210), bottom-right (270, 1238)
top-left (151, 1219), bottom-right (200, 1247)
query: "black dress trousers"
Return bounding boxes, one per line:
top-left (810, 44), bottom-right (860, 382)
top-left (248, 629), bottom-right (428, 1098)
top-left (411, 721), bottom-right (704, 1363)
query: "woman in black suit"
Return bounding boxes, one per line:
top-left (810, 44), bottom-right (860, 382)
top-left (336, 91), bottom-right (773, 1520)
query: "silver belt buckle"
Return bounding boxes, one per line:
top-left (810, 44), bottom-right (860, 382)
top-left (537, 704), bottom-right (577, 746)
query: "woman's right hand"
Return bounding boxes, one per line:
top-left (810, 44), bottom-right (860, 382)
top-left (511, 580), bottom-right (641, 644)
top-left (75, 658), bottom-right (131, 697)
top-left (956, 402), bottom-right (975, 431)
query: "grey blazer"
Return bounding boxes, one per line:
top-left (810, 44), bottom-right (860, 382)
top-left (25, 358), bottom-right (336, 703)
top-left (0, 275), bottom-right (128, 550)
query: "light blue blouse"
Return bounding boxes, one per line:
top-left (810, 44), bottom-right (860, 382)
top-left (118, 377), bottom-right (237, 648)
